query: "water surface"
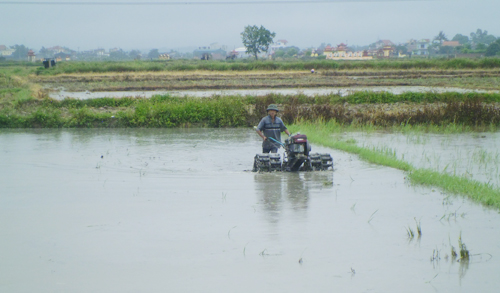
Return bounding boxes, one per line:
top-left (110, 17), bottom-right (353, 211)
top-left (1, 129), bottom-right (499, 292)
top-left (49, 86), bottom-right (498, 100)
top-left (339, 131), bottom-right (500, 188)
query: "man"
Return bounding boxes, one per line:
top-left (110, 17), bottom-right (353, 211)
top-left (255, 104), bottom-right (291, 153)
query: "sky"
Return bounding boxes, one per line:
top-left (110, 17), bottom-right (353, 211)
top-left (1, 0), bottom-right (499, 52)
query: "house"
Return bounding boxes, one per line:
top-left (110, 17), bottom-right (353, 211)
top-left (382, 45), bottom-right (395, 58)
top-left (0, 46), bottom-right (15, 57)
top-left (375, 40), bottom-right (395, 49)
top-left (95, 48), bottom-right (106, 56)
top-left (47, 46), bottom-right (67, 54)
top-left (408, 39), bottom-right (431, 56)
top-left (310, 49), bottom-right (319, 57)
top-left (442, 41), bottom-right (460, 47)
top-left (27, 50), bottom-right (36, 62)
top-left (270, 39), bottom-right (288, 51)
top-left (54, 52), bottom-right (71, 61)
top-left (234, 47), bottom-right (252, 58)
top-left (325, 43), bottom-right (373, 60)
top-left (193, 47), bottom-right (227, 60)
top-left (322, 45), bottom-right (334, 56)
top-left (159, 53), bottom-right (170, 60)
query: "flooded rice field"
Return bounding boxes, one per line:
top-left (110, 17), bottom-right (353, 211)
top-left (339, 132), bottom-right (500, 189)
top-left (1, 128), bottom-right (500, 292)
top-left (49, 86), bottom-right (498, 100)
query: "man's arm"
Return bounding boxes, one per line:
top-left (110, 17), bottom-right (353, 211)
top-left (255, 129), bottom-right (267, 141)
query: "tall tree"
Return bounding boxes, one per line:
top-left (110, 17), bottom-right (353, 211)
top-left (485, 40), bottom-right (500, 56)
top-left (129, 50), bottom-right (142, 60)
top-left (434, 31), bottom-right (448, 43)
top-left (38, 47), bottom-right (50, 58)
top-left (451, 34), bottom-right (470, 45)
top-left (109, 49), bottom-right (128, 60)
top-left (241, 25), bottom-right (276, 60)
top-left (12, 45), bottom-right (30, 60)
top-left (470, 29), bottom-right (497, 46)
top-left (147, 49), bottom-right (159, 59)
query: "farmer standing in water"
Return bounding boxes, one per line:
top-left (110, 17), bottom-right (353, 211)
top-left (255, 104), bottom-right (291, 153)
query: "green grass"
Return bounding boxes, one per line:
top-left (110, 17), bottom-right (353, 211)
top-left (289, 120), bottom-right (500, 210)
top-left (32, 58), bottom-right (500, 75)
top-left (2, 93), bottom-right (500, 130)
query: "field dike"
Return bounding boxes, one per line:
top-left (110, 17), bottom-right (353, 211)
top-left (1, 92), bottom-right (500, 128)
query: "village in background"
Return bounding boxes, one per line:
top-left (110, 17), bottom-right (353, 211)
top-left (1, 29), bottom-right (499, 63)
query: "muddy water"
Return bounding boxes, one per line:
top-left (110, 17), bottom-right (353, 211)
top-left (49, 86), bottom-right (498, 100)
top-left (340, 132), bottom-right (500, 188)
top-left (1, 129), bottom-right (500, 292)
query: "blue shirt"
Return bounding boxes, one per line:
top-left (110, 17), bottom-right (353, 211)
top-left (257, 115), bottom-right (287, 149)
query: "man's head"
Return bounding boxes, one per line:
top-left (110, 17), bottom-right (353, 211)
top-left (266, 104), bottom-right (279, 117)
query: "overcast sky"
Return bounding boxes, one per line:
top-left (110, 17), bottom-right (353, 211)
top-left (1, 0), bottom-right (499, 52)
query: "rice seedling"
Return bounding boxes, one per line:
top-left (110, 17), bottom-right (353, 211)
top-left (451, 245), bottom-right (458, 260)
top-left (458, 232), bottom-right (470, 262)
top-left (425, 273), bottom-right (439, 284)
top-left (406, 226), bottom-right (415, 240)
top-left (227, 226), bottom-right (237, 239)
top-left (414, 217), bottom-right (422, 237)
top-left (430, 248), bottom-right (440, 262)
top-left (368, 209), bottom-right (379, 223)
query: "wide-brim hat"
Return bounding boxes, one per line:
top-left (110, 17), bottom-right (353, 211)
top-left (266, 104), bottom-right (279, 112)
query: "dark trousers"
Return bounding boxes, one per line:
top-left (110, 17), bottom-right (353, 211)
top-left (263, 147), bottom-right (278, 153)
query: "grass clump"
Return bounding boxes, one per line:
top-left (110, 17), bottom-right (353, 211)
top-left (0, 95), bottom-right (249, 128)
top-left (458, 232), bottom-right (470, 262)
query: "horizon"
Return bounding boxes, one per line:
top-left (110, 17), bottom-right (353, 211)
top-left (1, 0), bottom-right (499, 52)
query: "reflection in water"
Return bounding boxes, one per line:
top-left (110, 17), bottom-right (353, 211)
top-left (254, 171), bottom-right (334, 224)
top-left (459, 259), bottom-right (469, 280)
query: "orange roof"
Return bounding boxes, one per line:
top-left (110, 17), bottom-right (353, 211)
top-left (442, 41), bottom-right (460, 47)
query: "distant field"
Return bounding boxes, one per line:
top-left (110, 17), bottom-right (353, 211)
top-left (30, 68), bottom-right (500, 92)
top-left (1, 59), bottom-right (500, 130)
top-left (32, 58), bottom-right (500, 75)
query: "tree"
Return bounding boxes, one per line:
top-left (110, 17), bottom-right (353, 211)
top-left (109, 49), bottom-right (129, 60)
top-left (452, 34), bottom-right (470, 45)
top-left (38, 47), bottom-right (50, 58)
top-left (274, 49), bottom-right (286, 58)
top-left (147, 49), bottom-right (159, 59)
top-left (476, 43), bottom-right (487, 51)
top-left (470, 29), bottom-right (497, 46)
top-left (485, 40), bottom-right (500, 57)
top-left (129, 50), bottom-right (142, 59)
top-left (434, 31), bottom-right (448, 43)
top-left (241, 25), bottom-right (276, 60)
top-left (438, 45), bottom-right (454, 54)
top-left (12, 45), bottom-right (30, 60)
